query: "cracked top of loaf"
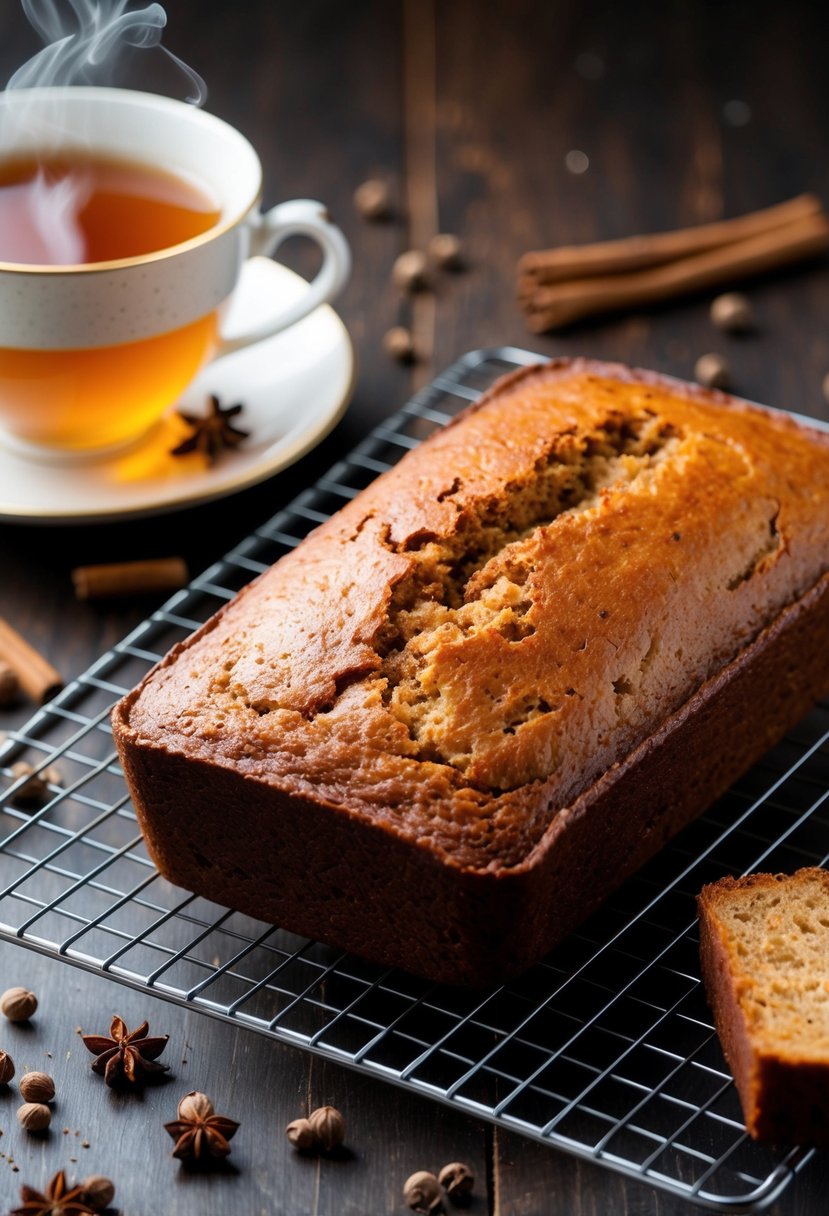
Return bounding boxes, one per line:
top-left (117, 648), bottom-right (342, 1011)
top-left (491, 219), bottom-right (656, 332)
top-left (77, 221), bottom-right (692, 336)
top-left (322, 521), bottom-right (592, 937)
top-left (118, 360), bottom-right (829, 872)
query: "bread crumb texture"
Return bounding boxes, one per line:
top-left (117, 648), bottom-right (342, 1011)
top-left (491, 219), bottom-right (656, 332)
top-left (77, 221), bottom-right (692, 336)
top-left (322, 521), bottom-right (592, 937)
top-left (126, 362), bottom-right (829, 868)
top-left (703, 868), bottom-right (829, 1060)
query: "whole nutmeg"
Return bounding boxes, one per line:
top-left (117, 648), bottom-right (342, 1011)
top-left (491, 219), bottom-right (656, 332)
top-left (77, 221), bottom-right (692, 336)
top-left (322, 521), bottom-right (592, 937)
top-left (694, 352), bottom-right (731, 390)
top-left (0, 1048), bottom-right (14, 1084)
top-left (19, 1070), bottom-right (55, 1103)
top-left (308, 1104), bottom-right (346, 1152)
top-left (0, 660), bottom-right (20, 706)
top-left (285, 1116), bottom-right (317, 1150)
top-left (80, 1174), bottom-right (116, 1211)
top-left (428, 233), bottom-right (464, 271)
top-left (17, 1101), bottom-right (52, 1132)
top-left (1, 985), bottom-right (38, 1022)
top-left (438, 1160), bottom-right (475, 1201)
top-left (8, 761), bottom-right (61, 807)
top-left (383, 326), bottom-right (417, 364)
top-left (392, 249), bottom-right (429, 292)
top-left (353, 178), bottom-right (393, 220)
top-left (710, 291), bottom-right (755, 334)
top-left (404, 1170), bottom-right (444, 1214)
top-left (178, 1090), bottom-right (214, 1121)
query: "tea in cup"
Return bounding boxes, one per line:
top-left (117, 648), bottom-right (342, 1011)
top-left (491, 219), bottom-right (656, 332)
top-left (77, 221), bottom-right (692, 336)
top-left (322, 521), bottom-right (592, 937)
top-left (0, 86), bottom-right (351, 457)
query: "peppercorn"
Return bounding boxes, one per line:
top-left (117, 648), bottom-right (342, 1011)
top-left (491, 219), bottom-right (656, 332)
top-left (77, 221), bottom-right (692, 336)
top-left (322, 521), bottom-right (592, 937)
top-left (285, 1117), bottom-right (317, 1150)
top-left (710, 291), bottom-right (755, 333)
top-left (694, 352), bottom-right (731, 390)
top-left (17, 1101), bottom-right (52, 1132)
top-left (353, 178), bottom-right (393, 220)
top-left (80, 1175), bottom-right (116, 1211)
top-left (383, 326), bottom-right (417, 363)
top-left (392, 249), bottom-right (429, 291)
top-left (1, 986), bottom-right (38, 1022)
top-left (19, 1070), bottom-right (55, 1103)
top-left (404, 1170), bottom-right (444, 1213)
top-left (8, 761), bottom-right (61, 807)
top-left (428, 233), bottom-right (464, 270)
top-left (308, 1104), bottom-right (346, 1152)
top-left (438, 1160), bottom-right (474, 1201)
top-left (0, 1048), bottom-right (14, 1084)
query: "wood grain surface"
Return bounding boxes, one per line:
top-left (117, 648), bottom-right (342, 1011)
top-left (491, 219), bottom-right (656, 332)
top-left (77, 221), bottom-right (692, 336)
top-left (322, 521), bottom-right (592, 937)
top-left (2, 1), bottom-right (829, 1212)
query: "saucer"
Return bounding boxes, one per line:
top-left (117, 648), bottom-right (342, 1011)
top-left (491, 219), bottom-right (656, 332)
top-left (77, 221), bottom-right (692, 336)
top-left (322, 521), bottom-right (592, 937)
top-left (0, 258), bottom-right (355, 524)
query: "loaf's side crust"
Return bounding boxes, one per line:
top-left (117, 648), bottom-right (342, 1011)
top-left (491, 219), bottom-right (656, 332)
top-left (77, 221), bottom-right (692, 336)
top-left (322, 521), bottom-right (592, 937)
top-left (115, 569), bottom-right (829, 986)
top-left (698, 870), bottom-right (829, 1147)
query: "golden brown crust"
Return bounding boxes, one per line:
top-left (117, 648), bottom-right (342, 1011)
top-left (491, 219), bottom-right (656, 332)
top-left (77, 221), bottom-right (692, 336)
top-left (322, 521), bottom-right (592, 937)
top-left (113, 358), bottom-right (829, 984)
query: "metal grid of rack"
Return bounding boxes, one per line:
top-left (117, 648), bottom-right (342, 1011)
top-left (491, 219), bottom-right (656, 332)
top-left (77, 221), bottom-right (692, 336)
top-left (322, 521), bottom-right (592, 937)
top-left (1, 348), bottom-right (826, 1212)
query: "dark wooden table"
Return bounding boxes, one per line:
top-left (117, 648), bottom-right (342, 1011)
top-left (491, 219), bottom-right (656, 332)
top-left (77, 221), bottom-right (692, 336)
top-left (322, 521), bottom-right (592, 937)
top-left (2, 1), bottom-right (829, 1212)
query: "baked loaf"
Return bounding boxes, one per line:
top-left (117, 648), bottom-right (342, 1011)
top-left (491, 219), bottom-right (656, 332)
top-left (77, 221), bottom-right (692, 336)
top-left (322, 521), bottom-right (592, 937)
top-left (113, 359), bottom-right (829, 985)
top-left (698, 868), bottom-right (829, 1146)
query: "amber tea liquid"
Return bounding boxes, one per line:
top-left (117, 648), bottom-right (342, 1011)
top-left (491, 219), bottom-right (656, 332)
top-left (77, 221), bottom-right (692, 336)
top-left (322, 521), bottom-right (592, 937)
top-left (0, 152), bottom-right (222, 451)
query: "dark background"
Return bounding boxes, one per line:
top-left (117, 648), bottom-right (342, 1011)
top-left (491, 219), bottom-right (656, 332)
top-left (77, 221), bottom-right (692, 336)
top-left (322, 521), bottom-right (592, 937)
top-left (1, 1), bottom-right (828, 1212)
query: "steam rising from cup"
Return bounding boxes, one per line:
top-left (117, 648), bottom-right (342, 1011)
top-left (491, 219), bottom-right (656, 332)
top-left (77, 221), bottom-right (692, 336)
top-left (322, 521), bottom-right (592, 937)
top-left (7, 0), bottom-right (206, 103)
top-left (1, 1), bottom-right (208, 267)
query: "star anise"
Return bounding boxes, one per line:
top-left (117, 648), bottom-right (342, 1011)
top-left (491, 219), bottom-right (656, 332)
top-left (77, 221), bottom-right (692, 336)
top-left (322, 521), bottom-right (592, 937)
top-left (170, 394), bottom-right (249, 464)
top-left (10, 1169), bottom-right (95, 1216)
top-left (81, 1014), bottom-right (169, 1088)
top-left (164, 1090), bottom-right (240, 1164)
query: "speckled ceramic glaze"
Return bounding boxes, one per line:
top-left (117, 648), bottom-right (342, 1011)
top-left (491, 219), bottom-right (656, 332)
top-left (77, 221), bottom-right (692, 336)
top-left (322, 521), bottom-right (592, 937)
top-left (0, 87), bottom-right (350, 453)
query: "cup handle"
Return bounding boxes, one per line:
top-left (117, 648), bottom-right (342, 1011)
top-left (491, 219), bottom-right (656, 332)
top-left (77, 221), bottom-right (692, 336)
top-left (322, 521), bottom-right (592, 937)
top-left (214, 199), bottom-right (351, 357)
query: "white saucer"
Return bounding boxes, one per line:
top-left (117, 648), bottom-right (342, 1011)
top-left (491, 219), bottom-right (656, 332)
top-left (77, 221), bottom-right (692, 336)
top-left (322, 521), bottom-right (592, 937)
top-left (0, 258), bottom-right (355, 524)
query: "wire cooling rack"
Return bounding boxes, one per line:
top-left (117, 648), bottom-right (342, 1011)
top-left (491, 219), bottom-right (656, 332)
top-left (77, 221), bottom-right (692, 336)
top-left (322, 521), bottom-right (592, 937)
top-left (1, 347), bottom-right (827, 1213)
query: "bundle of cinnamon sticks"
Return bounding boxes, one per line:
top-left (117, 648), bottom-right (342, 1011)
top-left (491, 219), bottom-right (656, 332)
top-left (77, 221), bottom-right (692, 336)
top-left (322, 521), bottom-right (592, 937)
top-left (517, 194), bottom-right (829, 332)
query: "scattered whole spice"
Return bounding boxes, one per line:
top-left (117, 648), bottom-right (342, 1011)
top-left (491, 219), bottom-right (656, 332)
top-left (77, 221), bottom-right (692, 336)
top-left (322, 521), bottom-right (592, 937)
top-left (403, 1170), bottom-right (444, 1214)
top-left (1, 986), bottom-right (38, 1022)
top-left (81, 1015), bottom-right (169, 1087)
top-left (308, 1104), bottom-right (346, 1152)
top-left (164, 1090), bottom-right (240, 1163)
top-left (8, 762), bottom-right (61, 808)
top-left (285, 1117), bottom-right (317, 1150)
top-left (694, 352), bottom-right (732, 390)
top-left (383, 326), bottom-right (417, 363)
top-left (438, 1160), bottom-right (475, 1201)
top-left (170, 394), bottom-right (249, 465)
top-left (517, 194), bottom-right (829, 333)
top-left (0, 617), bottom-right (63, 705)
top-left (353, 178), bottom-right (393, 220)
top-left (710, 291), bottom-right (755, 333)
top-left (0, 1047), bottom-right (15, 1084)
top-left (177, 1090), bottom-right (214, 1122)
top-left (0, 659), bottom-right (20, 706)
top-left (10, 1169), bottom-right (96, 1216)
top-left (17, 1102), bottom-right (52, 1133)
top-left (428, 233), bottom-right (464, 270)
top-left (822, 371), bottom-right (829, 406)
top-left (19, 1071), bottom-right (55, 1104)
top-left (79, 1175), bottom-right (116, 1211)
top-left (71, 558), bottom-right (189, 602)
top-left (392, 249), bottom-right (429, 291)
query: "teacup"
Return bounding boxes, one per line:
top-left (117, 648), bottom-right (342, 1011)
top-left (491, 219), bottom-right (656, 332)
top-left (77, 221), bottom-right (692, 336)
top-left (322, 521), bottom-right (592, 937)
top-left (0, 86), bottom-right (351, 458)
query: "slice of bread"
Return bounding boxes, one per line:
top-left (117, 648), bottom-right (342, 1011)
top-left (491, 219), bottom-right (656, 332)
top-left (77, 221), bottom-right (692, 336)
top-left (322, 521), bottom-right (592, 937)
top-left (697, 867), bottom-right (829, 1146)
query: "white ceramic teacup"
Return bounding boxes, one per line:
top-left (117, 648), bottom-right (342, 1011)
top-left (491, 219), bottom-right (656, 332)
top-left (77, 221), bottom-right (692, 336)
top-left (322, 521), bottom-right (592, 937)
top-left (0, 86), bottom-right (351, 457)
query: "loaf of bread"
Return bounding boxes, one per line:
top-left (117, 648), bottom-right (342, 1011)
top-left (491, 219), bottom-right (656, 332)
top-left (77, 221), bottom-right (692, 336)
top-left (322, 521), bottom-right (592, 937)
top-left (698, 868), bottom-right (829, 1146)
top-left (113, 359), bottom-right (829, 985)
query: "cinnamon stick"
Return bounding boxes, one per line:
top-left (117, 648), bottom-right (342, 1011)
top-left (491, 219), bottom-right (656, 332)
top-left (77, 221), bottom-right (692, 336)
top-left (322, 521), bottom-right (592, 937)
top-left (518, 193), bottom-right (823, 287)
top-left (0, 617), bottom-right (63, 704)
top-left (71, 557), bottom-right (188, 601)
top-left (520, 211), bottom-right (829, 333)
